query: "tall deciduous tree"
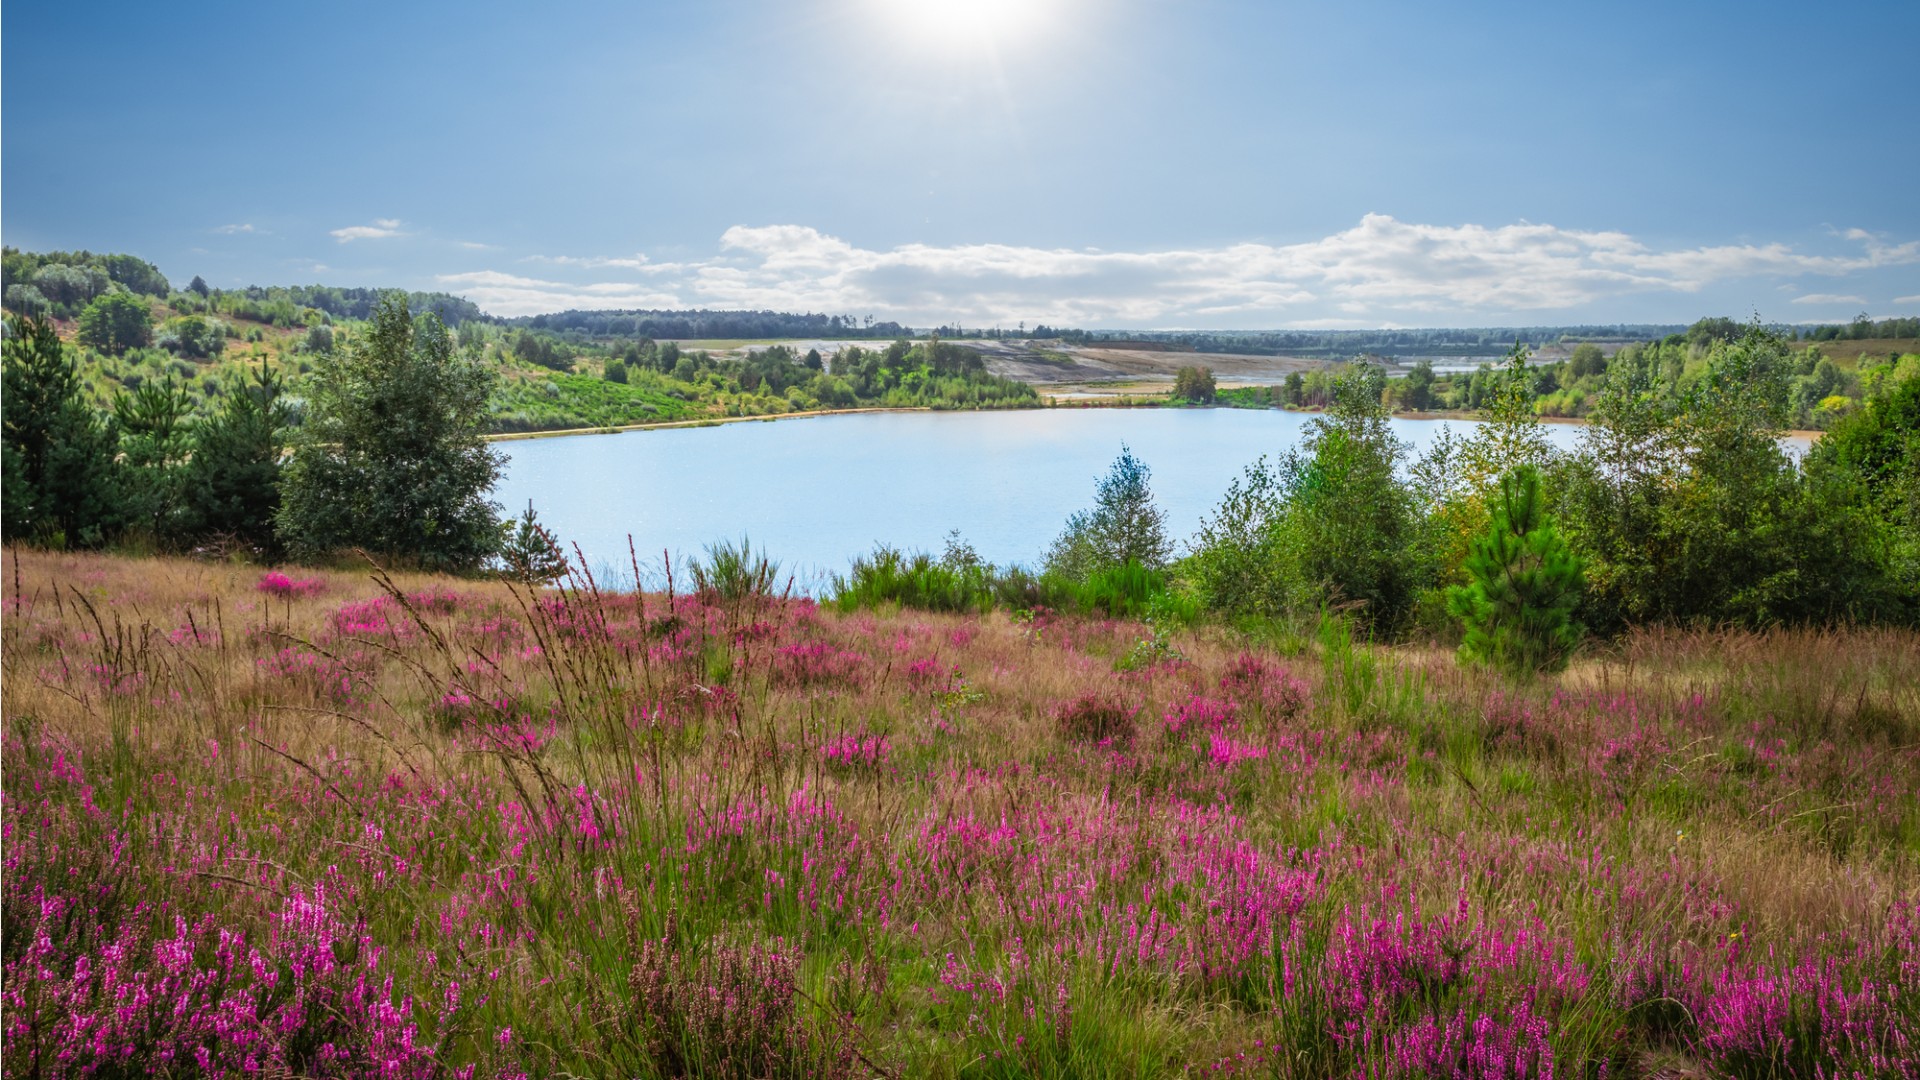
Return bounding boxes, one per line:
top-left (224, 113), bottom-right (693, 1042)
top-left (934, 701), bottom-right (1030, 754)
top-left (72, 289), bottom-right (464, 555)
top-left (276, 293), bottom-right (502, 570)
top-left (76, 292), bottom-right (153, 355)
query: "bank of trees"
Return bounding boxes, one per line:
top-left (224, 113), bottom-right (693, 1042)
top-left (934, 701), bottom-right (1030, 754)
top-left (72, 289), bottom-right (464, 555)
top-left (3, 294), bottom-right (510, 571)
top-left (840, 326), bottom-right (1919, 652)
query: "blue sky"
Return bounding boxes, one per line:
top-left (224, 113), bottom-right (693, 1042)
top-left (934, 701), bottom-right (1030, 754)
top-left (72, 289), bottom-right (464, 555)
top-left (5, 0), bottom-right (1917, 328)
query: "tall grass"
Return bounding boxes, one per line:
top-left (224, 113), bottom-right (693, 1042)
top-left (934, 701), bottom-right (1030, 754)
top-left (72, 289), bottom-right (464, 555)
top-left (3, 548), bottom-right (1917, 1078)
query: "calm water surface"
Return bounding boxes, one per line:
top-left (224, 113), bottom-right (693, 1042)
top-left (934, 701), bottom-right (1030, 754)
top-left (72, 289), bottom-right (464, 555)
top-left (492, 409), bottom-right (1584, 588)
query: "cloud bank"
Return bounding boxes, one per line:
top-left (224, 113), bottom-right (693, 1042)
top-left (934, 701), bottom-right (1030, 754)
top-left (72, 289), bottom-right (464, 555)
top-left (439, 214), bottom-right (1920, 323)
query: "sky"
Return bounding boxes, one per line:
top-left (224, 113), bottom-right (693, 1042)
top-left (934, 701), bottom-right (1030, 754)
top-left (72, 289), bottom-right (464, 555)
top-left (5, 0), bottom-right (1918, 329)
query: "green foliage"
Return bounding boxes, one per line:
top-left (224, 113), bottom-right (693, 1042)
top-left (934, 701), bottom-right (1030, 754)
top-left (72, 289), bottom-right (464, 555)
top-left (1270, 364), bottom-right (1428, 633)
top-left (1555, 326), bottom-right (1910, 628)
top-left (180, 363), bottom-right (291, 555)
top-left (690, 537), bottom-right (782, 601)
top-left (75, 292), bottom-right (153, 355)
top-left (1182, 456), bottom-right (1290, 616)
top-left (1400, 359), bottom-right (1435, 410)
top-left (156, 315), bottom-right (227, 359)
top-left (1446, 466), bottom-right (1586, 676)
top-left (1044, 445), bottom-right (1172, 581)
top-left (832, 544), bottom-right (994, 614)
top-left (1, 316), bottom-right (120, 546)
top-left (277, 293), bottom-right (502, 571)
top-left (498, 503), bottom-right (571, 584)
top-left (1171, 365), bottom-right (1216, 403)
top-left (111, 375), bottom-right (194, 542)
top-left (1073, 560), bottom-right (1167, 619)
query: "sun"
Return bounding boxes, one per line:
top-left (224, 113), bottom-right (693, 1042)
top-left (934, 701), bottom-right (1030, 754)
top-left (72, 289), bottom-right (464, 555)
top-left (877, 0), bottom-right (1053, 48)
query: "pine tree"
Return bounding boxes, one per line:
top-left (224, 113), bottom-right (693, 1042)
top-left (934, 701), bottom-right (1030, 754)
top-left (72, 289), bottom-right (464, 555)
top-left (1446, 464), bottom-right (1586, 676)
top-left (181, 363), bottom-right (291, 554)
top-left (498, 503), bottom-right (570, 584)
top-left (2, 315), bottom-right (121, 546)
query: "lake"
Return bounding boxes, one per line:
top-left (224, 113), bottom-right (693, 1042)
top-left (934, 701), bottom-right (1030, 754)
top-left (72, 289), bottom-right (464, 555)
top-left (492, 407), bottom-right (1590, 590)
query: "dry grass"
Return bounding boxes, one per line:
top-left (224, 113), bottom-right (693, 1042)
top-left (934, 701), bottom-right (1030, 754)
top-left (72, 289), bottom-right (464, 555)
top-left (3, 548), bottom-right (1916, 1078)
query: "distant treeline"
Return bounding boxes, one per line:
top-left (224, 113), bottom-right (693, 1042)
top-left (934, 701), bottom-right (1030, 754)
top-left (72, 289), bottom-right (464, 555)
top-left (1099, 326), bottom-right (1692, 358)
top-left (1039, 316), bottom-right (1918, 358)
top-left (511, 309), bottom-right (910, 341)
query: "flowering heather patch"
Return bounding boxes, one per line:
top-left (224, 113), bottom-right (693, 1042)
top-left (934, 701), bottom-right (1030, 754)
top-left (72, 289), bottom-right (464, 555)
top-left (1053, 691), bottom-right (1140, 745)
top-left (4, 550), bottom-right (1919, 1078)
top-left (770, 641), bottom-right (869, 689)
top-left (256, 570), bottom-right (327, 598)
top-left (820, 731), bottom-right (890, 772)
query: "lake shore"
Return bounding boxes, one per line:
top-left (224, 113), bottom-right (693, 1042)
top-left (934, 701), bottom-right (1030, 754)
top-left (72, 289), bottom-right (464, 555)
top-left (487, 396), bottom-right (1824, 444)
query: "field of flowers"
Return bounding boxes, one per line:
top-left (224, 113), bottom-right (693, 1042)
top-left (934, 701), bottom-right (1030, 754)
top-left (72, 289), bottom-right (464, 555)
top-left (3, 549), bottom-right (1917, 1078)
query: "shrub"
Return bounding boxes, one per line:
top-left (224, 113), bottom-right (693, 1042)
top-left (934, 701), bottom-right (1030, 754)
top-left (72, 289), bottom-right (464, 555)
top-left (1054, 693), bottom-right (1139, 745)
top-left (690, 537), bottom-right (781, 602)
top-left (832, 544), bottom-right (991, 614)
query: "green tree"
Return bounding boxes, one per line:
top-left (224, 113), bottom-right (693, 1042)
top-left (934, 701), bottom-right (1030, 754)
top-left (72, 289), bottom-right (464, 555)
top-left (1184, 456), bottom-right (1289, 616)
top-left (182, 363), bottom-right (292, 555)
top-left (1271, 363), bottom-right (1427, 632)
top-left (1447, 465), bottom-right (1585, 675)
top-left (1401, 360), bottom-right (1435, 411)
top-left (1045, 445), bottom-right (1172, 580)
top-left (277, 293), bottom-right (502, 570)
top-left (1172, 365), bottom-right (1217, 403)
top-left (112, 375), bottom-right (194, 542)
top-left (498, 502), bottom-right (571, 584)
top-left (1567, 343), bottom-right (1606, 378)
top-left (77, 291), bottom-right (154, 355)
top-left (1, 316), bottom-right (121, 545)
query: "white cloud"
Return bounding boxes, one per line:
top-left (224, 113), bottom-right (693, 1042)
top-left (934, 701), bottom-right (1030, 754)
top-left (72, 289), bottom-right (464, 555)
top-left (523, 253), bottom-right (656, 270)
top-left (331, 219), bottom-right (405, 242)
top-left (437, 215), bottom-right (1920, 323)
top-left (437, 270), bottom-right (682, 313)
top-left (1893, 294), bottom-right (1920, 306)
top-left (1791, 293), bottom-right (1868, 305)
top-left (214, 223), bottom-right (256, 235)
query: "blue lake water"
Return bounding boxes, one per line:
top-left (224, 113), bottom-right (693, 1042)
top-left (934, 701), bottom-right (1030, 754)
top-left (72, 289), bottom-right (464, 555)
top-left (492, 408), bottom-right (1590, 590)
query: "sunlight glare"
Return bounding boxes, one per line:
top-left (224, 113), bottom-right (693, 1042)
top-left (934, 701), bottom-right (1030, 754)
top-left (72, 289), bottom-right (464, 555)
top-left (878, 0), bottom-right (1053, 48)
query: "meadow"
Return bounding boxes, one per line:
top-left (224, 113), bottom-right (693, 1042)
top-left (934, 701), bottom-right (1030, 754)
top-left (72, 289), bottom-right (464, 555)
top-left (3, 548), bottom-right (1916, 1078)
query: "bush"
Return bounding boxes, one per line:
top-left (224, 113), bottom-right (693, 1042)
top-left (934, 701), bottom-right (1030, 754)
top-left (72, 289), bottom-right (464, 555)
top-left (155, 315), bottom-right (227, 359)
top-left (690, 537), bottom-right (782, 601)
top-left (1053, 693), bottom-right (1138, 745)
top-left (832, 545), bottom-right (992, 614)
top-left (1073, 560), bottom-right (1164, 618)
